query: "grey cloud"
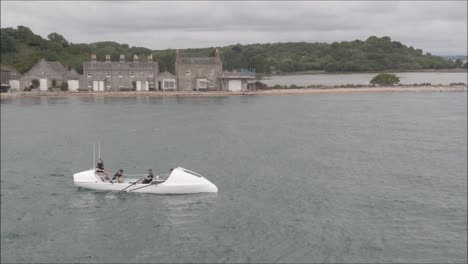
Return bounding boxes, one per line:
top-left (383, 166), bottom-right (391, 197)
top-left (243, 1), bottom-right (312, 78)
top-left (1, 1), bottom-right (466, 55)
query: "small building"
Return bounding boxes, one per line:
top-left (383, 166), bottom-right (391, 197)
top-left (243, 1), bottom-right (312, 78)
top-left (219, 69), bottom-right (256, 91)
top-left (1, 64), bottom-right (21, 90)
top-left (156, 71), bottom-right (176, 91)
top-left (175, 49), bottom-right (223, 91)
top-left (20, 59), bottom-right (71, 91)
top-left (83, 54), bottom-right (159, 91)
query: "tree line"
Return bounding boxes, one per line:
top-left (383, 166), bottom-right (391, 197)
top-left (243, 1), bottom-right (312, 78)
top-left (1, 26), bottom-right (465, 75)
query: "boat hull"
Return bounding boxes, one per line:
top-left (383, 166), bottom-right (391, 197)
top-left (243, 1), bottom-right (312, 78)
top-left (73, 168), bottom-right (218, 194)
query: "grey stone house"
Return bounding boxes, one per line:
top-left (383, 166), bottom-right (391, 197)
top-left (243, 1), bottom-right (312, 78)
top-left (83, 54), bottom-right (159, 91)
top-left (20, 59), bottom-right (70, 91)
top-left (175, 49), bottom-right (223, 91)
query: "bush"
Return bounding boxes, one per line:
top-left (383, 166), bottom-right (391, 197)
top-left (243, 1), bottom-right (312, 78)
top-left (119, 87), bottom-right (133, 91)
top-left (254, 81), bottom-right (268, 90)
top-left (31, 79), bottom-right (40, 88)
top-left (60, 82), bottom-right (68, 91)
top-left (52, 79), bottom-right (57, 87)
top-left (370, 73), bottom-right (400, 85)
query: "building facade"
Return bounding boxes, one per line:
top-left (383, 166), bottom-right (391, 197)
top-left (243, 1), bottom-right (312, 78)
top-left (175, 49), bottom-right (223, 91)
top-left (83, 54), bottom-right (159, 91)
top-left (20, 59), bottom-right (72, 91)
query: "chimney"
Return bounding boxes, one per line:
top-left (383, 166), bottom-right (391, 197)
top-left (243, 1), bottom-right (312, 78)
top-left (105, 54), bottom-right (111, 62)
top-left (176, 49), bottom-right (180, 62)
top-left (91, 53), bottom-right (97, 62)
top-left (148, 54), bottom-right (153, 61)
top-left (133, 54), bottom-right (139, 62)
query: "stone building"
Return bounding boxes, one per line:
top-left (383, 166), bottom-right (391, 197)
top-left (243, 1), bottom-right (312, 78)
top-left (175, 49), bottom-right (223, 91)
top-left (156, 71), bottom-right (176, 90)
top-left (83, 54), bottom-right (159, 91)
top-left (1, 65), bottom-right (19, 84)
top-left (20, 59), bottom-right (71, 91)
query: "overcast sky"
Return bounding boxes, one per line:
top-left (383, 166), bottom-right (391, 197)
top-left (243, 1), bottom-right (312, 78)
top-left (1, 1), bottom-right (467, 55)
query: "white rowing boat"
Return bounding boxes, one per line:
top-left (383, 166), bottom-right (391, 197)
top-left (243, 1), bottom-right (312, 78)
top-left (73, 167), bottom-right (218, 194)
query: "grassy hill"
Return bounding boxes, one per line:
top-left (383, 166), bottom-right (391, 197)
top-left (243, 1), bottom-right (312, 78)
top-left (1, 25), bottom-right (464, 75)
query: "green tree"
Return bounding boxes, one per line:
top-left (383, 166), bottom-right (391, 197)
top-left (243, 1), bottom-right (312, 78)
top-left (370, 73), bottom-right (400, 85)
top-left (48, 32), bottom-right (69, 47)
top-left (0, 30), bottom-right (16, 53)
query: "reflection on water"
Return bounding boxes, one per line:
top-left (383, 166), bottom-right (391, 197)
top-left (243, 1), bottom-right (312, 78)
top-left (18, 97), bottom-right (44, 106)
top-left (261, 72), bottom-right (468, 86)
top-left (46, 98), bottom-right (70, 105)
top-left (158, 193), bottom-right (218, 227)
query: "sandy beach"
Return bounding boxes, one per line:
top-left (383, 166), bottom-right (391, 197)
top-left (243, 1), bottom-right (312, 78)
top-left (1, 85), bottom-right (466, 99)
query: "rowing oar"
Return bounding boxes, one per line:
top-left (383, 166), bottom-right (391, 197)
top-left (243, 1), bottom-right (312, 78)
top-left (117, 178), bottom-right (144, 194)
top-left (126, 181), bottom-right (157, 193)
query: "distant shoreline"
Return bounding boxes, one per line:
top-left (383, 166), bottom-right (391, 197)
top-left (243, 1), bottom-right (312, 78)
top-left (1, 85), bottom-right (466, 99)
top-left (258, 68), bottom-right (468, 77)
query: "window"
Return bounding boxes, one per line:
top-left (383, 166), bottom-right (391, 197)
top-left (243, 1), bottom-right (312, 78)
top-left (130, 71), bottom-right (134, 77)
top-left (186, 80), bottom-right (191, 88)
top-left (183, 169), bottom-right (203, 178)
top-left (210, 68), bottom-right (214, 75)
top-left (87, 72), bottom-right (92, 78)
top-left (197, 79), bottom-right (208, 89)
top-left (186, 69), bottom-right (191, 76)
top-left (119, 72), bottom-right (123, 78)
top-left (149, 72), bottom-right (154, 78)
top-left (163, 80), bottom-right (175, 89)
top-left (42, 70), bottom-right (46, 75)
top-left (88, 81), bottom-right (92, 88)
top-left (107, 72), bottom-right (111, 77)
top-left (209, 80), bottom-right (214, 87)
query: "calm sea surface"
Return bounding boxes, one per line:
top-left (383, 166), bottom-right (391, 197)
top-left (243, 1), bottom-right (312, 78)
top-left (1, 93), bottom-right (467, 263)
top-left (260, 72), bottom-right (468, 86)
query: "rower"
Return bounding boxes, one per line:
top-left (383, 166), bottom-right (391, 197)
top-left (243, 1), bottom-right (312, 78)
top-left (141, 169), bottom-right (154, 184)
top-left (112, 169), bottom-right (125, 183)
top-left (96, 158), bottom-right (110, 181)
top-left (96, 158), bottom-right (104, 172)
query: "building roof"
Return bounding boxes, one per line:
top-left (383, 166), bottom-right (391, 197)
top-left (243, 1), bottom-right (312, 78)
top-left (67, 69), bottom-right (81, 79)
top-left (47, 61), bottom-right (69, 74)
top-left (180, 57), bottom-right (218, 64)
top-left (0, 64), bottom-right (19, 73)
top-left (220, 70), bottom-right (256, 79)
top-left (158, 71), bottom-right (175, 79)
top-left (19, 59), bottom-right (71, 80)
top-left (83, 61), bottom-right (159, 70)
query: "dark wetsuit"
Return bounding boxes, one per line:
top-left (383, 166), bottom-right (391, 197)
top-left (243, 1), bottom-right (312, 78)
top-left (112, 171), bottom-right (123, 181)
top-left (96, 161), bottom-right (104, 171)
top-left (142, 172), bottom-right (154, 184)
